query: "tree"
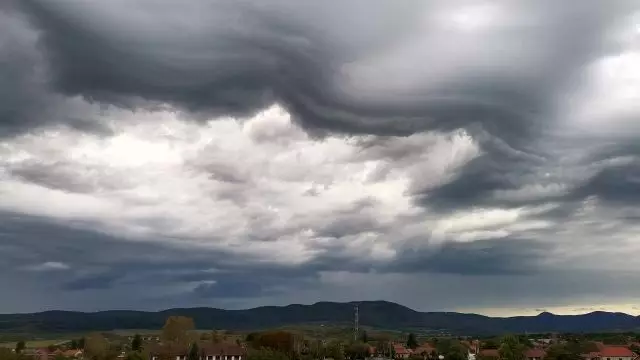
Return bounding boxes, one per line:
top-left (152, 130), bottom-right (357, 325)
top-left (361, 331), bottom-right (369, 344)
top-left (545, 344), bottom-right (582, 360)
top-left (345, 343), bottom-right (370, 360)
top-left (0, 347), bottom-right (17, 360)
top-left (483, 339), bottom-right (500, 350)
top-left (439, 340), bottom-right (468, 360)
top-left (246, 348), bottom-right (289, 360)
top-left (499, 335), bottom-right (525, 360)
top-left (188, 343), bottom-right (199, 360)
top-left (246, 333), bottom-right (260, 344)
top-left (161, 316), bottom-right (195, 345)
top-left (85, 333), bottom-right (109, 360)
top-left (407, 333), bottom-right (418, 350)
top-left (15, 341), bottom-right (26, 354)
top-left (326, 341), bottom-right (345, 360)
top-left (211, 331), bottom-right (222, 344)
top-left (252, 331), bottom-right (297, 355)
top-left (131, 334), bottom-right (142, 352)
top-left (127, 352), bottom-right (145, 360)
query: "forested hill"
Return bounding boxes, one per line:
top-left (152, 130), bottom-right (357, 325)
top-left (1, 301), bottom-right (639, 335)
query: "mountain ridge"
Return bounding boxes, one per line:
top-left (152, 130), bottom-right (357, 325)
top-left (1, 301), bottom-right (639, 335)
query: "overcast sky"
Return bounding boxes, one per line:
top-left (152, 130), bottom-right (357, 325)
top-left (1, 0), bottom-right (640, 317)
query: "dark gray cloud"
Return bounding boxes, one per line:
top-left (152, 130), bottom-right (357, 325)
top-left (570, 161), bottom-right (640, 203)
top-left (61, 273), bottom-right (121, 291)
top-left (0, 0), bottom-right (630, 139)
top-left (388, 238), bottom-right (552, 276)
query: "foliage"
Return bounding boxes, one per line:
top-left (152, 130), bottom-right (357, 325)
top-left (517, 336), bottom-right (533, 348)
top-left (407, 333), bottom-right (418, 350)
top-left (126, 352), bottom-right (146, 360)
top-left (376, 339), bottom-right (393, 357)
top-left (498, 335), bottom-right (525, 360)
top-left (188, 343), bottom-right (199, 360)
top-left (344, 342), bottom-right (369, 360)
top-left (247, 348), bottom-right (290, 360)
top-left (544, 344), bottom-right (583, 360)
top-left (326, 341), bottom-right (345, 360)
top-left (482, 339), bottom-right (500, 350)
top-left (15, 341), bottom-right (25, 354)
top-left (131, 334), bottom-right (142, 352)
top-left (210, 331), bottom-right (225, 344)
top-left (249, 331), bottom-right (298, 355)
top-left (85, 333), bottom-right (110, 360)
top-left (0, 347), bottom-right (17, 360)
top-left (435, 339), bottom-right (469, 360)
top-left (361, 331), bottom-right (368, 343)
top-left (161, 316), bottom-right (195, 345)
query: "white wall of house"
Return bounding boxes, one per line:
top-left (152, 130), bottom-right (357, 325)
top-left (601, 357), bottom-right (634, 360)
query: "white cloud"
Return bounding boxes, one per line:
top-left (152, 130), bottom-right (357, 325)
top-left (0, 104), bottom-right (481, 266)
top-left (24, 261), bottom-right (70, 271)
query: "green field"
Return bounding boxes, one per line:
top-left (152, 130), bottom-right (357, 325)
top-left (0, 339), bottom-right (70, 349)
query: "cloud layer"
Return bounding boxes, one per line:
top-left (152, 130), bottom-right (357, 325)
top-left (1, 0), bottom-right (640, 314)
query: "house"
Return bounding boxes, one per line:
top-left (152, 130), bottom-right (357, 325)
top-left (462, 340), bottom-right (480, 360)
top-left (597, 346), bottom-right (636, 360)
top-left (582, 352), bottom-right (602, 360)
top-left (149, 343), bottom-right (246, 360)
top-left (478, 349), bottom-right (500, 359)
top-left (366, 346), bottom-right (377, 358)
top-left (413, 343), bottom-right (437, 358)
top-left (393, 344), bottom-right (411, 359)
top-left (524, 348), bottom-right (546, 360)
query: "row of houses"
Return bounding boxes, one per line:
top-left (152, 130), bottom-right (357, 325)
top-left (386, 340), bottom-right (640, 360)
top-left (147, 342), bottom-right (247, 360)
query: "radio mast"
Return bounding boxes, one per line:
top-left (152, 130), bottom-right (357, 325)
top-left (354, 304), bottom-right (359, 341)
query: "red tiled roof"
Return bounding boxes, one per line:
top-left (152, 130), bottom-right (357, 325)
top-left (394, 345), bottom-right (411, 355)
top-left (480, 349), bottom-right (500, 358)
top-left (148, 342), bottom-right (245, 357)
top-left (524, 349), bottom-right (546, 358)
top-left (599, 347), bottom-right (635, 357)
top-left (415, 344), bottom-right (436, 355)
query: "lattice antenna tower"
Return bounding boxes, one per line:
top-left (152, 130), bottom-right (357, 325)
top-left (354, 304), bottom-right (359, 341)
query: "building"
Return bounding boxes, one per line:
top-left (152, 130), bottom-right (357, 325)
top-left (478, 349), bottom-right (500, 359)
top-left (597, 346), bottom-right (636, 360)
top-left (524, 348), bottom-right (546, 360)
top-left (393, 344), bottom-right (411, 359)
top-left (149, 343), bottom-right (246, 360)
top-left (413, 343), bottom-right (437, 359)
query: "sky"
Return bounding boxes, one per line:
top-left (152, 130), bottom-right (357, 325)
top-left (1, 0), bottom-right (640, 317)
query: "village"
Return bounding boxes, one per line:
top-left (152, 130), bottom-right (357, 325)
top-left (3, 316), bottom-right (640, 360)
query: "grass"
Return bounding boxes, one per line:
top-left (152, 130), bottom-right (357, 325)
top-left (0, 339), bottom-right (70, 349)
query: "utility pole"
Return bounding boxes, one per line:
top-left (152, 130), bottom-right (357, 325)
top-left (354, 304), bottom-right (359, 342)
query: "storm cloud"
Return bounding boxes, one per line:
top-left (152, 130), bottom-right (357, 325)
top-left (1, 0), bottom-right (640, 315)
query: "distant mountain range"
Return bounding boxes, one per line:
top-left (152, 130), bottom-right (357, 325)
top-left (1, 301), bottom-right (640, 335)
